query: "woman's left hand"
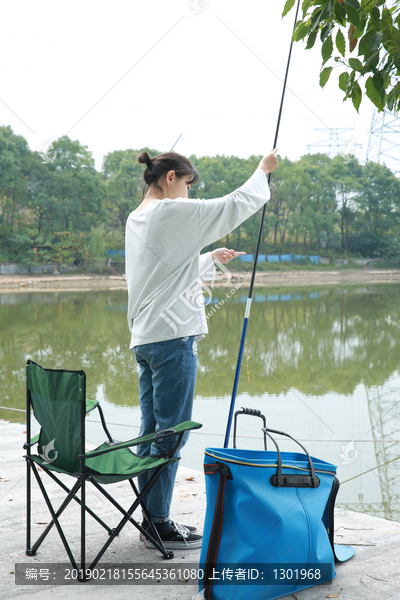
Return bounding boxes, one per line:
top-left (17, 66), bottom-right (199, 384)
top-left (211, 248), bottom-right (246, 264)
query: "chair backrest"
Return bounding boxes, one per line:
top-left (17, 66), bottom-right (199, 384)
top-left (26, 360), bottom-right (86, 473)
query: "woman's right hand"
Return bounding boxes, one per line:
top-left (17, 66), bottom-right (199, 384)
top-left (258, 148), bottom-right (279, 174)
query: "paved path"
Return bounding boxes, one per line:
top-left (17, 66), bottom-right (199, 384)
top-left (1, 420), bottom-right (400, 600)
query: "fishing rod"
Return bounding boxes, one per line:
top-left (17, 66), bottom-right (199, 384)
top-left (223, 0), bottom-right (301, 448)
top-left (170, 132), bottom-right (184, 151)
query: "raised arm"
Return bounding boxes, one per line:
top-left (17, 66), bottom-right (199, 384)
top-left (196, 149), bottom-right (279, 249)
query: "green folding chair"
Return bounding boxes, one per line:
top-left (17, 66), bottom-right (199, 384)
top-left (23, 359), bottom-right (202, 578)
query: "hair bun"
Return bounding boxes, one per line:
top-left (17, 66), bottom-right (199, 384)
top-left (138, 151), bottom-right (152, 168)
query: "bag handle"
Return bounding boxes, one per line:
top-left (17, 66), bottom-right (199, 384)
top-left (202, 462), bottom-right (233, 600)
top-left (233, 407), bottom-right (267, 450)
top-left (263, 427), bottom-right (320, 488)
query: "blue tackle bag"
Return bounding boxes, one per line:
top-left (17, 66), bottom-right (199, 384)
top-left (198, 409), bottom-right (355, 600)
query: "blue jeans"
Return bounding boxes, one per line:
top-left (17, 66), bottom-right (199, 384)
top-left (133, 335), bottom-right (198, 522)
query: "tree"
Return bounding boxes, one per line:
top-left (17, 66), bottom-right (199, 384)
top-left (269, 158), bottom-right (311, 254)
top-left (297, 153), bottom-right (339, 251)
top-left (24, 136), bottom-right (106, 236)
top-left (325, 156), bottom-right (363, 256)
top-left (241, 210), bottom-right (276, 255)
top-left (49, 136), bottom-right (106, 232)
top-left (0, 126), bottom-right (30, 234)
top-left (102, 148), bottom-right (149, 230)
top-left (353, 160), bottom-right (400, 254)
top-left (189, 154), bottom-right (259, 251)
top-left (386, 213), bottom-right (400, 256)
top-left (0, 133), bottom-right (107, 264)
top-left (283, 0), bottom-right (400, 113)
top-left (24, 150), bottom-right (60, 234)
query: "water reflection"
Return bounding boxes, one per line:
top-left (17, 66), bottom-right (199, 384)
top-left (1, 284), bottom-right (399, 522)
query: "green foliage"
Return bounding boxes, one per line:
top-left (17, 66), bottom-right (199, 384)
top-left (320, 66), bottom-right (333, 86)
top-left (283, 0), bottom-right (296, 18)
top-left (338, 259), bottom-right (364, 269)
top-left (102, 147), bottom-right (150, 229)
top-left (283, 0), bottom-right (400, 113)
top-left (86, 225), bottom-right (107, 263)
top-left (7, 232), bottom-right (35, 265)
top-left (53, 231), bottom-right (86, 265)
top-left (1, 125), bottom-right (400, 268)
top-left (336, 28), bottom-right (346, 55)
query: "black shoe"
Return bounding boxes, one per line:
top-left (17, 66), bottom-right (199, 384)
top-left (143, 520), bottom-right (202, 550)
top-left (139, 518), bottom-right (198, 541)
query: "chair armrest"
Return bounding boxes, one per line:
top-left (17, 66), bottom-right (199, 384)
top-left (86, 398), bottom-right (98, 414)
top-left (154, 428), bottom-right (176, 439)
top-left (76, 420), bottom-right (202, 459)
top-left (23, 433), bottom-right (40, 449)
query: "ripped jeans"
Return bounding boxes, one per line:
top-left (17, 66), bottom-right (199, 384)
top-left (132, 335), bottom-right (198, 522)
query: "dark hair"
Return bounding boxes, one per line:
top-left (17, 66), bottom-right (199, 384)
top-left (137, 150), bottom-right (199, 201)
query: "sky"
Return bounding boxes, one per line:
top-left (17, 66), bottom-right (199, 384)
top-left (0, 0), bottom-right (379, 172)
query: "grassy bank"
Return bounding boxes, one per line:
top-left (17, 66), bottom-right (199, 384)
top-left (230, 258), bottom-right (400, 272)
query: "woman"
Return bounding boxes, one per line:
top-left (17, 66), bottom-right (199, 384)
top-left (125, 148), bottom-right (278, 550)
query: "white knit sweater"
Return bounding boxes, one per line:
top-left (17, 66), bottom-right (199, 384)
top-left (125, 167), bottom-right (270, 349)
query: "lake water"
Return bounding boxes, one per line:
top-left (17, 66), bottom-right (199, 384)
top-left (1, 283), bottom-right (400, 522)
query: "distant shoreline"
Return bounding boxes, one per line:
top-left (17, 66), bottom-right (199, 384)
top-left (1, 269), bottom-right (400, 293)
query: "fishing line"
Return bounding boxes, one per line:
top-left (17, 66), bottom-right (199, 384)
top-left (1, 406), bottom-right (397, 445)
top-left (223, 0), bottom-right (302, 448)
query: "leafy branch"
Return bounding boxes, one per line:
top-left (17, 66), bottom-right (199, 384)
top-left (282, 0), bottom-right (400, 113)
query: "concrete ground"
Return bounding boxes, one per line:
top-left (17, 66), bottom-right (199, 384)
top-left (1, 419), bottom-right (400, 600)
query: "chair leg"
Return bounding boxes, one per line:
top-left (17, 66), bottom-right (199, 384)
top-left (25, 459), bottom-right (177, 572)
top-left (126, 468), bottom-right (176, 558)
top-left (28, 464), bottom-right (82, 555)
top-left (26, 388), bottom-right (34, 556)
top-left (30, 462), bottom-right (80, 570)
top-left (26, 459), bottom-right (35, 556)
top-left (87, 478), bottom-right (135, 569)
top-left (80, 473), bottom-right (86, 577)
top-left (40, 465), bottom-right (113, 535)
top-left (128, 479), bottom-right (166, 552)
top-left (87, 478), bottom-right (149, 568)
top-left (88, 465), bottom-right (174, 569)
